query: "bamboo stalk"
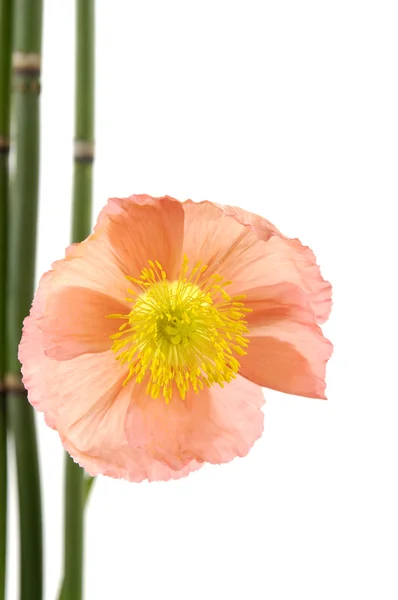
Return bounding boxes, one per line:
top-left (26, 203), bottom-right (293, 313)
top-left (6, 0), bottom-right (43, 598)
top-left (0, 0), bottom-right (13, 596)
top-left (62, 2), bottom-right (95, 600)
top-left (57, 474), bottom-right (95, 600)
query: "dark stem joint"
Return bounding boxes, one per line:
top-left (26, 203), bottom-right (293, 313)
top-left (74, 140), bottom-right (95, 164)
top-left (2, 374), bottom-right (26, 394)
top-left (0, 137), bottom-right (10, 155)
top-left (12, 52), bottom-right (41, 92)
top-left (74, 155), bottom-right (94, 164)
top-left (13, 67), bottom-right (41, 78)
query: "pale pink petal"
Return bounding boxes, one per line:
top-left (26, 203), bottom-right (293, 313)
top-left (220, 204), bottom-right (285, 241)
top-left (282, 239), bottom-right (332, 324)
top-left (18, 272), bottom-right (55, 416)
top-left (63, 436), bottom-right (202, 483)
top-left (181, 200), bottom-right (257, 278)
top-left (95, 194), bottom-right (163, 230)
top-left (182, 200), bottom-right (331, 323)
top-left (47, 236), bottom-right (135, 305)
top-left (34, 350), bottom-right (129, 471)
top-left (142, 455), bottom-right (202, 483)
top-left (238, 284), bottom-right (332, 398)
top-left (40, 286), bottom-right (126, 360)
top-left (125, 375), bottom-right (265, 470)
top-left (51, 354), bottom-right (202, 482)
top-left (221, 205), bottom-right (332, 323)
top-left (97, 195), bottom-right (184, 281)
top-left (186, 376), bottom-right (265, 465)
top-left (52, 351), bottom-right (128, 450)
top-left (20, 336), bottom-right (199, 483)
top-left (125, 385), bottom-right (197, 470)
top-left (19, 272), bottom-right (117, 423)
top-left (244, 282), bottom-right (314, 325)
top-left (223, 235), bottom-right (332, 325)
top-left (41, 196), bottom-right (183, 310)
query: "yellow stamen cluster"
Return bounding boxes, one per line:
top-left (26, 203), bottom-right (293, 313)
top-left (108, 256), bottom-right (251, 403)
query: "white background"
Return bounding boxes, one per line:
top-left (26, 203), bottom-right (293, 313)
top-left (6, 1), bottom-right (398, 599)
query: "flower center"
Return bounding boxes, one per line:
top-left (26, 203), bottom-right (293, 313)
top-left (108, 256), bottom-right (251, 403)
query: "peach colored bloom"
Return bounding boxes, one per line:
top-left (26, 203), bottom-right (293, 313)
top-left (19, 195), bottom-right (332, 482)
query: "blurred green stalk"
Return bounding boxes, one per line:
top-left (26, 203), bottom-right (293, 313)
top-left (0, 0), bottom-right (13, 597)
top-left (6, 0), bottom-right (43, 599)
top-left (58, 475), bottom-right (95, 600)
top-left (62, 2), bottom-right (95, 600)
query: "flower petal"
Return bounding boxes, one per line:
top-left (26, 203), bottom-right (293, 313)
top-left (21, 340), bottom-right (199, 482)
top-left (220, 204), bottom-right (284, 241)
top-left (39, 195), bottom-right (184, 311)
top-left (46, 236), bottom-right (134, 305)
top-left (19, 273), bottom-right (55, 417)
top-left (244, 282), bottom-right (315, 327)
top-left (95, 194), bottom-right (159, 230)
top-left (125, 375), bottom-right (265, 469)
top-left (186, 376), bottom-right (265, 465)
top-left (182, 200), bottom-right (257, 277)
top-left (223, 206), bottom-right (331, 323)
top-left (226, 234), bottom-right (332, 324)
top-left (273, 238), bottom-right (332, 324)
top-left (56, 362), bottom-right (202, 482)
top-left (19, 265), bottom-right (127, 413)
top-left (182, 201), bottom-right (331, 324)
top-left (62, 432), bottom-right (202, 483)
top-left (39, 286), bottom-right (126, 360)
top-left (239, 284), bottom-right (332, 398)
top-left (98, 195), bottom-right (184, 281)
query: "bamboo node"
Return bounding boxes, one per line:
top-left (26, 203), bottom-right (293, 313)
top-left (12, 51), bottom-right (42, 76)
top-left (4, 373), bottom-right (26, 393)
top-left (74, 139), bottom-right (95, 163)
top-left (0, 136), bottom-right (10, 154)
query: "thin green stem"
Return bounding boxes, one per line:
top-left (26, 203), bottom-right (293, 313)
top-left (62, 2), bottom-right (95, 600)
top-left (58, 474), bottom-right (95, 600)
top-left (72, 163), bottom-right (93, 243)
top-left (0, 0), bottom-right (12, 136)
top-left (7, 90), bottom-right (43, 600)
top-left (75, 1), bottom-right (95, 143)
top-left (8, 393), bottom-right (42, 600)
top-left (6, 0), bottom-right (43, 598)
top-left (0, 0), bottom-right (13, 598)
top-left (63, 457), bottom-right (84, 600)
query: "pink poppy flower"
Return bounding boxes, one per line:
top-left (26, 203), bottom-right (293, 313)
top-left (19, 195), bottom-right (332, 482)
